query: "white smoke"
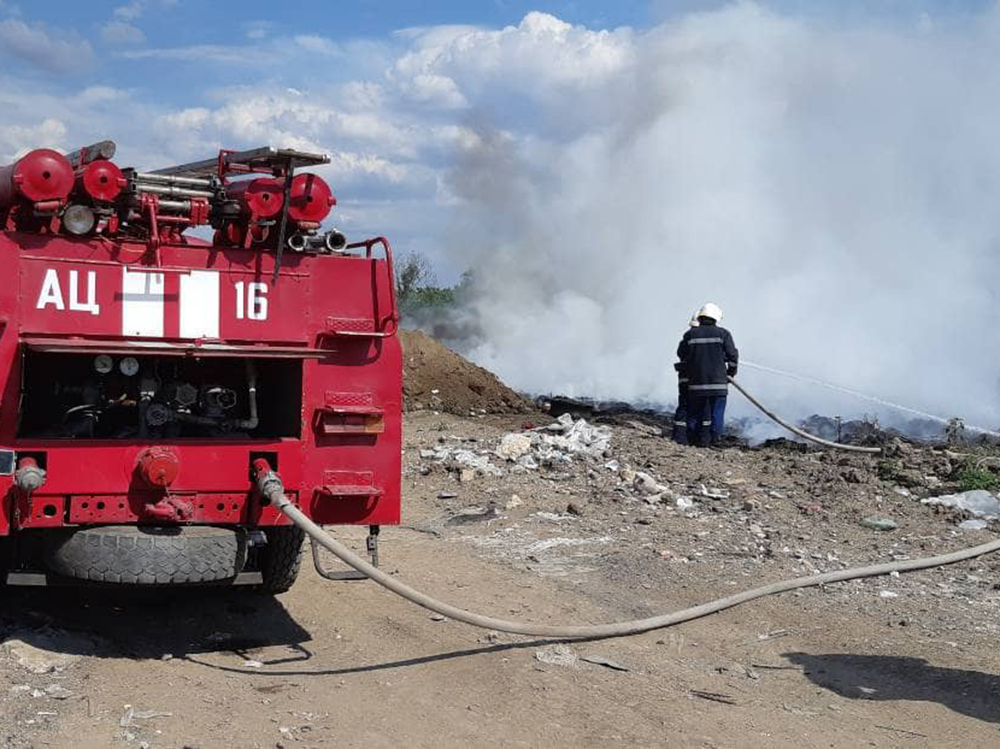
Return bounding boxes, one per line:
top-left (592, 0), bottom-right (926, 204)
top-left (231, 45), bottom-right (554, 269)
top-left (428, 3), bottom-right (1000, 426)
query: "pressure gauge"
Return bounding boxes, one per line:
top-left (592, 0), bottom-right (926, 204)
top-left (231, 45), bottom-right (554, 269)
top-left (119, 356), bottom-right (140, 377)
top-left (93, 354), bottom-right (114, 374)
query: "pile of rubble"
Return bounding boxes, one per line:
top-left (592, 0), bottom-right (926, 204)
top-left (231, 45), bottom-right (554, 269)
top-left (420, 413), bottom-right (613, 482)
top-left (417, 413), bottom-right (727, 514)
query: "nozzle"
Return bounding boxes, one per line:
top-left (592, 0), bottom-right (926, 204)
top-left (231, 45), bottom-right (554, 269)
top-left (286, 233), bottom-right (308, 252)
top-left (15, 457), bottom-right (46, 494)
top-left (324, 228), bottom-right (347, 251)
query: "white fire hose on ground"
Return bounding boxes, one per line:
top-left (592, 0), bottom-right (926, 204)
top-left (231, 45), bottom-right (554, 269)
top-left (268, 489), bottom-right (1000, 639)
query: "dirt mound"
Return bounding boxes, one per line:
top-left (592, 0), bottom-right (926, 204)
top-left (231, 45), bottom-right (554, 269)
top-left (399, 329), bottom-right (532, 415)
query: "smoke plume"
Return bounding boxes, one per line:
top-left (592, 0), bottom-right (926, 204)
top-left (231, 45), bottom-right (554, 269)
top-left (438, 3), bottom-right (1000, 427)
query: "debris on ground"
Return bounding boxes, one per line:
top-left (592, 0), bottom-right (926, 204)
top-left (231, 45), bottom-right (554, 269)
top-left (534, 644), bottom-right (578, 668)
top-left (859, 517), bottom-right (899, 532)
top-left (1, 630), bottom-right (96, 674)
top-left (922, 490), bottom-right (1000, 521)
top-left (580, 654), bottom-right (630, 672)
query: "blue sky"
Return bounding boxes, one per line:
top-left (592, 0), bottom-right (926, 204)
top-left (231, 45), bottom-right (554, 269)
top-left (0, 0), bottom-right (995, 276)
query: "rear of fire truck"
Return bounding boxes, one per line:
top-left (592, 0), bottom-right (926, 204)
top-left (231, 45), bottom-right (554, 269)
top-left (0, 141), bottom-right (400, 592)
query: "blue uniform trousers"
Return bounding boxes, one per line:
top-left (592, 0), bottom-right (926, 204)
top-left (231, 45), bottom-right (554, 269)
top-left (686, 393), bottom-right (727, 446)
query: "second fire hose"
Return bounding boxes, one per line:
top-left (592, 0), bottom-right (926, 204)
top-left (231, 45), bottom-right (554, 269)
top-left (728, 376), bottom-right (882, 454)
top-left (256, 467), bottom-right (1000, 639)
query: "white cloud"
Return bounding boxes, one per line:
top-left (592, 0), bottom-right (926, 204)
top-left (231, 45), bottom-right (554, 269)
top-left (0, 18), bottom-right (96, 74)
top-left (113, 1), bottom-right (145, 21)
top-left (120, 44), bottom-right (256, 64)
top-left (390, 12), bottom-right (634, 107)
top-left (244, 20), bottom-right (271, 40)
top-left (101, 20), bottom-right (146, 44)
top-left (398, 73), bottom-right (468, 109)
top-left (0, 117), bottom-right (68, 160)
top-left (72, 85), bottom-right (130, 104)
top-left (293, 35), bottom-right (340, 56)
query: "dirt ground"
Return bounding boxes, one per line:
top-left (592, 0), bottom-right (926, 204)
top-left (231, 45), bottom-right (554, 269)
top-left (399, 329), bottom-right (531, 415)
top-left (2, 410), bottom-right (1000, 748)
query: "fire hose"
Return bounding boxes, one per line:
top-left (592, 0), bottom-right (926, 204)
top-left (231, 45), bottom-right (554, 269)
top-left (728, 376), bottom-right (882, 454)
top-left (269, 489), bottom-right (1000, 639)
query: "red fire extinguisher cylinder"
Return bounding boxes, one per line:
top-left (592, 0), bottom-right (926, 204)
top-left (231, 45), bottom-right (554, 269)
top-left (0, 149), bottom-right (75, 208)
top-left (78, 159), bottom-right (125, 203)
top-left (226, 177), bottom-right (285, 218)
top-left (288, 173), bottom-right (336, 224)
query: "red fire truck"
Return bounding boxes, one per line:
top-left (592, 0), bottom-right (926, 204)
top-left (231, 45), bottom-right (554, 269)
top-left (0, 141), bottom-right (400, 591)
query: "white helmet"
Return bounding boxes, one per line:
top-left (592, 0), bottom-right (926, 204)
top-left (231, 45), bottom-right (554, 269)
top-left (698, 302), bottom-right (723, 323)
top-left (688, 311), bottom-right (700, 327)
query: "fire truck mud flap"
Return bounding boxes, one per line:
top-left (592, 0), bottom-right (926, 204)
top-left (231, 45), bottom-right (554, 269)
top-left (42, 525), bottom-right (247, 585)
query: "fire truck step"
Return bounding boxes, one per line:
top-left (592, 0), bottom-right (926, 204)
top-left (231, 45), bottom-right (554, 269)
top-left (5, 570), bottom-right (264, 586)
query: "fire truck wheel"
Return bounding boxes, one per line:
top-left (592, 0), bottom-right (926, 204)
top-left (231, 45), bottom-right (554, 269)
top-left (43, 526), bottom-right (246, 585)
top-left (259, 526), bottom-right (304, 593)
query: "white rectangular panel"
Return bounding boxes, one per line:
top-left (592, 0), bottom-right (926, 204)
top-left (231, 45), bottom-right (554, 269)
top-left (121, 268), bottom-right (165, 338)
top-left (179, 270), bottom-right (220, 339)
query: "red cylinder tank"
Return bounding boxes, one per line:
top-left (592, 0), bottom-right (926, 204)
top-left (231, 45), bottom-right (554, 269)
top-left (288, 172), bottom-right (335, 224)
top-left (226, 177), bottom-right (284, 218)
top-left (0, 149), bottom-right (75, 207)
top-left (78, 159), bottom-right (124, 203)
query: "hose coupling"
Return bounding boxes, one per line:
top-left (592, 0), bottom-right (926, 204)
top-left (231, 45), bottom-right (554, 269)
top-left (15, 457), bottom-right (46, 494)
top-left (252, 458), bottom-right (286, 506)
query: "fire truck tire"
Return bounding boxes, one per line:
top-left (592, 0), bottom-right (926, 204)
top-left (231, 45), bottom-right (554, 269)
top-left (43, 526), bottom-right (245, 585)
top-left (259, 526), bottom-right (304, 593)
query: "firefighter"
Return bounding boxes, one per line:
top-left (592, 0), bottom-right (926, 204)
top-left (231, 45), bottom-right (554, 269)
top-left (677, 302), bottom-right (738, 446)
top-left (672, 312), bottom-right (700, 443)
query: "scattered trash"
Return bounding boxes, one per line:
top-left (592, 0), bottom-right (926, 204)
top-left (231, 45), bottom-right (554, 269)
top-left (1, 630), bottom-right (94, 674)
top-left (676, 496), bottom-right (696, 511)
top-left (430, 614), bottom-right (448, 622)
top-left (43, 684), bottom-right (73, 700)
top-left (243, 659), bottom-right (264, 669)
top-left (860, 517), bottom-right (898, 532)
top-left (959, 519), bottom-right (989, 531)
top-left (424, 446), bottom-right (504, 478)
top-left (534, 644), bottom-right (578, 668)
top-left (923, 490), bottom-right (1000, 520)
top-left (782, 702), bottom-right (819, 716)
top-left (120, 705), bottom-right (173, 727)
top-left (437, 491), bottom-right (458, 499)
top-left (495, 433), bottom-right (533, 462)
top-left (634, 471), bottom-right (667, 496)
top-left (879, 591), bottom-right (899, 599)
top-left (505, 495), bottom-right (523, 510)
top-left (446, 505), bottom-right (499, 525)
top-left (580, 654), bottom-right (630, 672)
top-left (700, 485), bottom-right (729, 500)
top-left (756, 629), bottom-right (790, 642)
top-left (531, 511), bottom-right (576, 522)
top-left (690, 690), bottom-right (738, 705)
top-left (535, 414), bottom-right (612, 459)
